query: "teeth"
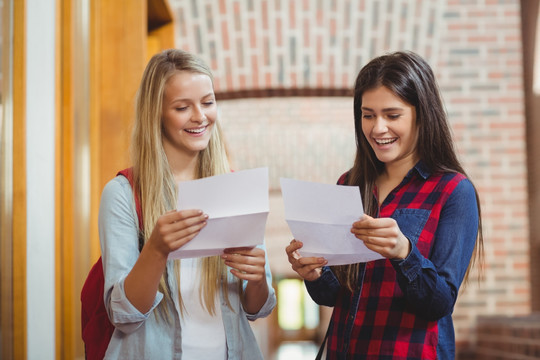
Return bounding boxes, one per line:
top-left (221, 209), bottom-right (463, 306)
top-left (376, 138), bottom-right (396, 145)
top-left (186, 127), bottom-right (206, 134)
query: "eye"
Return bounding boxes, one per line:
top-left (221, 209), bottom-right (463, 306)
top-left (387, 114), bottom-right (401, 120)
top-left (175, 107), bottom-right (188, 111)
top-left (203, 100), bottom-right (215, 107)
top-left (362, 113), bottom-right (374, 120)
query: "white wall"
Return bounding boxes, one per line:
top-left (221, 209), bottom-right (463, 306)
top-left (26, 0), bottom-right (56, 358)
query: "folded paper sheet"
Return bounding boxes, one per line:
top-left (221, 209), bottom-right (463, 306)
top-left (170, 167), bottom-right (269, 259)
top-left (280, 177), bottom-right (383, 265)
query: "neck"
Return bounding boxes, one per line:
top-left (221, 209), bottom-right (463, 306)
top-left (382, 156), bottom-right (418, 183)
top-left (163, 146), bottom-right (200, 183)
top-left (171, 158), bottom-right (198, 182)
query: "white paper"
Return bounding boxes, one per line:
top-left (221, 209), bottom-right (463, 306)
top-left (170, 167), bottom-right (269, 259)
top-left (280, 178), bottom-right (384, 265)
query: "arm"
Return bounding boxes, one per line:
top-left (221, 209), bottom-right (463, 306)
top-left (124, 208), bottom-right (207, 312)
top-left (304, 266), bottom-right (343, 307)
top-left (350, 178), bottom-right (478, 320)
top-left (99, 177), bottom-right (154, 333)
top-left (99, 176), bottom-right (207, 332)
top-left (391, 179), bottom-right (479, 320)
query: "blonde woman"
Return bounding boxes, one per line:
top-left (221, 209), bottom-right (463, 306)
top-left (98, 49), bottom-right (276, 359)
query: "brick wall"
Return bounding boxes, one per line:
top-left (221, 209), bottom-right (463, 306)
top-left (473, 314), bottom-right (540, 359)
top-left (436, 1), bottom-right (531, 352)
top-left (171, 0), bottom-right (531, 357)
top-left (173, 0), bottom-right (444, 92)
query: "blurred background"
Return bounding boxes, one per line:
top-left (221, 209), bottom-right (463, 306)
top-left (1, 0), bottom-right (540, 359)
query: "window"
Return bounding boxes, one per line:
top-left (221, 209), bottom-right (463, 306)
top-left (273, 278), bottom-right (322, 360)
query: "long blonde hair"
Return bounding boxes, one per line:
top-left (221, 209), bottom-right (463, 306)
top-left (130, 49), bottom-right (237, 316)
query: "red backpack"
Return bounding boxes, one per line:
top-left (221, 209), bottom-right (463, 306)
top-left (81, 168), bottom-right (143, 360)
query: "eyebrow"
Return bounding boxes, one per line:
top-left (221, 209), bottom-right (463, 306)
top-left (361, 106), bottom-right (404, 112)
top-left (170, 93), bottom-right (215, 103)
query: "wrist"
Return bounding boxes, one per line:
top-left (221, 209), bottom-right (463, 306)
top-left (400, 237), bottom-right (412, 259)
top-left (246, 277), bottom-right (267, 290)
top-left (142, 240), bottom-right (170, 262)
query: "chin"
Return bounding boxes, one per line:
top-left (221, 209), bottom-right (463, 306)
top-left (190, 141), bottom-right (211, 153)
top-left (375, 155), bottom-right (398, 165)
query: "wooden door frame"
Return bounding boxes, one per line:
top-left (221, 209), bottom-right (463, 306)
top-left (1, 0), bottom-right (27, 359)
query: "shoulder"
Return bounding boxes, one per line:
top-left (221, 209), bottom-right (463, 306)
top-left (442, 172), bottom-right (474, 190)
top-left (429, 171), bottom-right (471, 190)
top-left (433, 172), bottom-right (477, 204)
top-left (102, 174), bottom-right (132, 195)
top-left (336, 170), bottom-right (351, 185)
top-left (100, 175), bottom-right (134, 209)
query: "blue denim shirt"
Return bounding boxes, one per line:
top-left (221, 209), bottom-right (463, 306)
top-left (99, 175), bottom-right (276, 359)
top-left (306, 165), bottom-right (479, 359)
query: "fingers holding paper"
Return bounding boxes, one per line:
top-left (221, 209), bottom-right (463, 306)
top-left (222, 247), bottom-right (266, 282)
top-left (285, 239), bottom-right (327, 282)
top-left (222, 246), bottom-right (270, 315)
top-left (351, 215), bottom-right (411, 260)
top-left (148, 209), bottom-right (208, 256)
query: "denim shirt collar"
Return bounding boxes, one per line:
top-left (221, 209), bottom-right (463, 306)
top-left (408, 161), bottom-right (431, 181)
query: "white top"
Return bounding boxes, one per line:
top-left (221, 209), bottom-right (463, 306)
top-left (178, 258), bottom-right (227, 359)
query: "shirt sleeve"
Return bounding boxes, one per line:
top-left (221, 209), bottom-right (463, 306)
top-left (390, 178), bottom-right (479, 321)
top-left (99, 176), bottom-right (163, 333)
top-left (304, 266), bottom-right (344, 307)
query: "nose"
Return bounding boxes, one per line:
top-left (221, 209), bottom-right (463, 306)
top-left (372, 116), bottom-right (388, 134)
top-left (191, 105), bottom-right (207, 123)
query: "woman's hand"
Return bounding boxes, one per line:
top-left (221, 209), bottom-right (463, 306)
top-left (147, 209), bottom-right (208, 257)
top-left (222, 247), bottom-right (268, 314)
top-left (221, 247), bottom-right (267, 283)
top-left (285, 239), bottom-right (327, 282)
top-left (125, 209), bottom-right (206, 313)
top-left (351, 215), bottom-right (411, 259)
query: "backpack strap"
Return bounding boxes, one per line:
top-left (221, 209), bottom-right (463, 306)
top-left (117, 167), bottom-right (144, 251)
top-left (315, 322), bottom-right (331, 360)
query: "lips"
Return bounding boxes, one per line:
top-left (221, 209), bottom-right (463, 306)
top-left (185, 126), bottom-right (207, 134)
top-left (375, 137), bottom-right (397, 145)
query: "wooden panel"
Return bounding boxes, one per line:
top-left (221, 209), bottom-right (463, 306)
top-left (55, 0), bottom-right (77, 358)
top-left (89, 0), bottom-right (146, 265)
top-left (12, 0), bottom-right (27, 359)
top-left (148, 0), bottom-right (173, 31)
top-left (95, 0), bottom-right (146, 225)
top-left (147, 0), bottom-right (175, 62)
top-left (89, 0), bottom-right (102, 264)
top-left (147, 21), bottom-right (175, 60)
top-left (1, 2), bottom-right (26, 358)
top-left (521, 0), bottom-right (540, 311)
top-left (0, 1), bottom-right (14, 358)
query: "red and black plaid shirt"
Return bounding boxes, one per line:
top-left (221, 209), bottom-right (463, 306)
top-left (307, 162), bottom-right (478, 359)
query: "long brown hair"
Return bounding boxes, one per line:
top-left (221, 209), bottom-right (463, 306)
top-left (333, 51), bottom-right (484, 291)
top-left (131, 49), bottom-right (237, 316)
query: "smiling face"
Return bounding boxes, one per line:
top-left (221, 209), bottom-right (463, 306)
top-left (361, 85), bottom-right (419, 170)
top-left (161, 71), bottom-right (217, 159)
